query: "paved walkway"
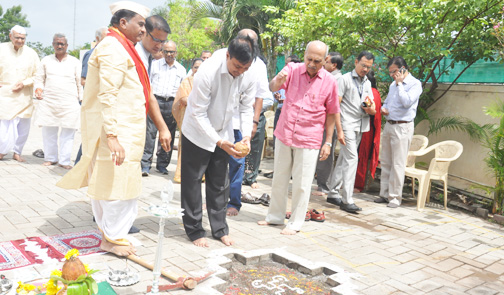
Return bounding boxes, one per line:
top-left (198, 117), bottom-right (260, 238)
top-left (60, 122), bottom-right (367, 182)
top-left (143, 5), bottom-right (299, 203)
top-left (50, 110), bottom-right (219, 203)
top-left (1, 126), bottom-right (503, 295)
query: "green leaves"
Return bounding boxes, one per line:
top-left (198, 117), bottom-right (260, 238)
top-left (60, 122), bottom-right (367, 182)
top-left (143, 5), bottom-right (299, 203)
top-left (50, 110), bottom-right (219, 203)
top-left (0, 4), bottom-right (30, 42)
top-left (269, 0), bottom-right (503, 108)
top-left (66, 283), bottom-right (87, 295)
top-left (155, 0), bottom-right (220, 61)
top-left (50, 269), bottom-right (100, 295)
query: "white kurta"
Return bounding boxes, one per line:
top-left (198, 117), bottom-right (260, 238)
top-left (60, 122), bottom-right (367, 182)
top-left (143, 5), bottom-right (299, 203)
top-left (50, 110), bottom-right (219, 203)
top-left (33, 54), bottom-right (82, 129)
top-left (0, 42), bottom-right (40, 120)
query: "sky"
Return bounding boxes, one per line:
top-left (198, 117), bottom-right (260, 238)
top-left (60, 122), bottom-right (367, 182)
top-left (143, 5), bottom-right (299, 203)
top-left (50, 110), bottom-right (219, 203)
top-left (2, 0), bottom-right (167, 48)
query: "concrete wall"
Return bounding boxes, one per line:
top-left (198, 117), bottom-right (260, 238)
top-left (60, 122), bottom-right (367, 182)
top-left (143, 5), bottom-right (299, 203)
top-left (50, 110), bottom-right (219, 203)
top-left (414, 84), bottom-right (503, 189)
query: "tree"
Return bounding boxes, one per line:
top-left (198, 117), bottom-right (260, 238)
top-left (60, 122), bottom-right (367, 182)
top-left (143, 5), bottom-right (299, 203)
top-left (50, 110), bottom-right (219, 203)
top-left (268, 0), bottom-right (503, 109)
top-left (190, 0), bottom-right (296, 78)
top-left (27, 41), bottom-right (53, 59)
top-left (69, 42), bottom-right (91, 59)
top-left (153, 0), bottom-right (220, 63)
top-left (0, 5), bottom-right (29, 42)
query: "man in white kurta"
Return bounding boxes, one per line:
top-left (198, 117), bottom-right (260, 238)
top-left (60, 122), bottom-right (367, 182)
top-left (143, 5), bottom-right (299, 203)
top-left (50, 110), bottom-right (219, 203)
top-left (34, 34), bottom-right (82, 169)
top-left (57, 1), bottom-right (171, 257)
top-left (0, 25), bottom-right (40, 162)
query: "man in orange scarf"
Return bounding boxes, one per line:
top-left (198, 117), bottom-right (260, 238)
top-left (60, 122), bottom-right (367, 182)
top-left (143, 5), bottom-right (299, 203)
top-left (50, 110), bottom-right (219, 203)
top-left (57, 1), bottom-right (171, 257)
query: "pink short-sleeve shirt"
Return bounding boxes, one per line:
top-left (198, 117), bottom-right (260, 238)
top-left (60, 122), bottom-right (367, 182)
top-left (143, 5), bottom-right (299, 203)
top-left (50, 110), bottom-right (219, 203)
top-left (274, 62), bottom-right (340, 149)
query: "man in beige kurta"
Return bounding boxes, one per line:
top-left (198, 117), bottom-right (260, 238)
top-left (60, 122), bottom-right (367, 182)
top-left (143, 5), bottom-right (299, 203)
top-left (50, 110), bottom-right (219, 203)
top-left (34, 33), bottom-right (82, 169)
top-left (57, 1), bottom-right (172, 257)
top-left (0, 25), bottom-right (40, 162)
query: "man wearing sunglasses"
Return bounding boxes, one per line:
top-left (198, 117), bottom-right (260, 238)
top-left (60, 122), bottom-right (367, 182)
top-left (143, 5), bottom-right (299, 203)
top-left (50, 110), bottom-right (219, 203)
top-left (142, 41), bottom-right (186, 176)
top-left (135, 15), bottom-right (170, 76)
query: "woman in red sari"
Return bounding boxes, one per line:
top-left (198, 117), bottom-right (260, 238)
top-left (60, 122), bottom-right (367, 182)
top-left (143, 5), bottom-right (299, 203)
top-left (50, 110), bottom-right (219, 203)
top-left (355, 70), bottom-right (381, 192)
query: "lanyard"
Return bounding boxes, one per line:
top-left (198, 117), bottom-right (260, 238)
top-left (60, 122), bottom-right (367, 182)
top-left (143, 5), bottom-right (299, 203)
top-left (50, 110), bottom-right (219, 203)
top-left (352, 76), bottom-right (364, 98)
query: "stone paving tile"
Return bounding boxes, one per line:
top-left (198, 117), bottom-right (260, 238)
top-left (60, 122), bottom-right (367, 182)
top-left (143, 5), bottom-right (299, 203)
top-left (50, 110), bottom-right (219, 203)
top-left (383, 278), bottom-right (422, 294)
top-left (466, 285), bottom-right (499, 295)
top-left (0, 128), bottom-right (503, 295)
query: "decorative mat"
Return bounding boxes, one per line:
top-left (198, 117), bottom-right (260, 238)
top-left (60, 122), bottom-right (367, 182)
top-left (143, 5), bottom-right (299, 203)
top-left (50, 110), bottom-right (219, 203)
top-left (0, 240), bottom-right (42, 270)
top-left (0, 230), bottom-right (104, 271)
top-left (30, 229), bottom-right (104, 260)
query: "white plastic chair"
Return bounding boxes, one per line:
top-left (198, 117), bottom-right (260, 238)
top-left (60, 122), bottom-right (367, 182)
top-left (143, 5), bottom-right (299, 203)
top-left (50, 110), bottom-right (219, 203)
top-left (263, 111), bottom-right (275, 159)
top-left (405, 140), bottom-right (463, 211)
top-left (407, 135), bottom-right (429, 196)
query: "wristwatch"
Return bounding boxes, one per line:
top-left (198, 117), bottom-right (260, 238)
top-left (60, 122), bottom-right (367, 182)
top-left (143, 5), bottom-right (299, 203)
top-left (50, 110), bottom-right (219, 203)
top-left (324, 142), bottom-right (332, 148)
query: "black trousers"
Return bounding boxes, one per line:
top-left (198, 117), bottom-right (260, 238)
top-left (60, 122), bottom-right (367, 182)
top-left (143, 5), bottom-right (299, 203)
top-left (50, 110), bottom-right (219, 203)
top-left (141, 97), bottom-right (177, 172)
top-left (181, 135), bottom-right (230, 241)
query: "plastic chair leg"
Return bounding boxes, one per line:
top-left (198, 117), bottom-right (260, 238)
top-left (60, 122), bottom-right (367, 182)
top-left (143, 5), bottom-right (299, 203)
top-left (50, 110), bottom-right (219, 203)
top-left (443, 180), bottom-right (448, 210)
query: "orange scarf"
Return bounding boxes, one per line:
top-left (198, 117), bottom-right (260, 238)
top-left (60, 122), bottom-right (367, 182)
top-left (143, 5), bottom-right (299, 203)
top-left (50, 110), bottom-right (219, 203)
top-left (107, 27), bottom-right (150, 113)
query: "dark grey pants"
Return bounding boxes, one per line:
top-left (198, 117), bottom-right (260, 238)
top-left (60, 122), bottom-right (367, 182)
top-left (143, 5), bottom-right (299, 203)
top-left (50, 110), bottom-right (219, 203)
top-left (141, 98), bottom-right (177, 172)
top-left (243, 113), bottom-right (266, 184)
top-left (315, 127), bottom-right (337, 192)
top-left (181, 135), bottom-right (230, 241)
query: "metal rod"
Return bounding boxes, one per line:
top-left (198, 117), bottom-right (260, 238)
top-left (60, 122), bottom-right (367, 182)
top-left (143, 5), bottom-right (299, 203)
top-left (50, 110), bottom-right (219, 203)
top-left (148, 216), bottom-right (165, 294)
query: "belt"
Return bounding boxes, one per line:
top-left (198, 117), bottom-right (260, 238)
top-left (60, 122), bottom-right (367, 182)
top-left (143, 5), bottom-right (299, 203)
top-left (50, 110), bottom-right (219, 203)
top-left (387, 120), bottom-right (410, 124)
top-left (155, 94), bottom-right (174, 102)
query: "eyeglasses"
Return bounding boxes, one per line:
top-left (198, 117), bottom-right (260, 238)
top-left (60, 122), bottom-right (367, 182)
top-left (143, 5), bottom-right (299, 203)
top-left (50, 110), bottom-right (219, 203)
top-left (53, 42), bottom-right (67, 47)
top-left (358, 63), bottom-right (372, 70)
top-left (162, 50), bottom-right (176, 55)
top-left (14, 36), bottom-right (26, 41)
top-left (147, 30), bottom-right (167, 44)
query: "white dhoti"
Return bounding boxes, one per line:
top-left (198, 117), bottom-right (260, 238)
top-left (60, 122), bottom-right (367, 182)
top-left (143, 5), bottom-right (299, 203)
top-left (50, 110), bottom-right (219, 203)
top-left (91, 199), bottom-right (137, 242)
top-left (0, 117), bottom-right (31, 155)
top-left (266, 139), bottom-right (319, 231)
top-left (42, 126), bottom-right (76, 165)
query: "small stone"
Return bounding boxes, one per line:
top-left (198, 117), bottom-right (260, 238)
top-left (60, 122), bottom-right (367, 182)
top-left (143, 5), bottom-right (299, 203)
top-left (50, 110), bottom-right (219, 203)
top-left (493, 214), bottom-right (504, 225)
top-left (475, 207), bottom-right (488, 219)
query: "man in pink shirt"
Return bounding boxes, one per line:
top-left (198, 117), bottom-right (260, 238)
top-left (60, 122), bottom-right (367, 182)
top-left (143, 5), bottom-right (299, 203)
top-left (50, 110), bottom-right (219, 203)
top-left (258, 40), bottom-right (344, 235)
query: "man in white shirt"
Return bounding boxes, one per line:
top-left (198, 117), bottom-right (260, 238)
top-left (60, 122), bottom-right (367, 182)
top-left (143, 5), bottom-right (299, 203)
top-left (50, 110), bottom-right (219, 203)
top-left (135, 15), bottom-right (170, 76)
top-left (226, 29), bottom-right (270, 216)
top-left (181, 34), bottom-right (256, 248)
top-left (0, 25), bottom-right (40, 162)
top-left (142, 40), bottom-right (186, 176)
top-left (376, 56), bottom-right (422, 208)
top-left (34, 33), bottom-right (82, 169)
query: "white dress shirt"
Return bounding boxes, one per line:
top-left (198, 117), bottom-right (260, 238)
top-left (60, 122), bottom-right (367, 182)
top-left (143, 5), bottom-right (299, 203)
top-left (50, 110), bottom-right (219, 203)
top-left (150, 59), bottom-right (186, 98)
top-left (182, 49), bottom-right (256, 152)
top-left (382, 73), bottom-right (422, 122)
top-left (135, 42), bottom-right (151, 76)
top-left (210, 49), bottom-right (271, 129)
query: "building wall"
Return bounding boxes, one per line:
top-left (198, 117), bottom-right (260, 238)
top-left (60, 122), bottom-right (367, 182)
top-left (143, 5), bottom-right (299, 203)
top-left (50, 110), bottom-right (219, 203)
top-left (414, 84), bottom-right (504, 188)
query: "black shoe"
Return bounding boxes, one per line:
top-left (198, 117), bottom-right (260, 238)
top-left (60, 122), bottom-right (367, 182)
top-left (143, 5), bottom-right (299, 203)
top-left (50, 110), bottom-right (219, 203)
top-left (142, 171), bottom-right (149, 177)
top-left (128, 226), bottom-right (140, 234)
top-left (327, 197), bottom-right (342, 206)
top-left (340, 203), bottom-right (361, 213)
top-left (374, 197), bottom-right (388, 203)
top-left (157, 169), bottom-right (169, 175)
top-left (32, 149), bottom-right (44, 158)
top-left (264, 172), bottom-right (273, 178)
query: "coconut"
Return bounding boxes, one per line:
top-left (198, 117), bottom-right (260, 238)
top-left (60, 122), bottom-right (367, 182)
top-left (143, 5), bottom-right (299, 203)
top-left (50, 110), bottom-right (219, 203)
top-left (61, 256), bottom-right (87, 281)
top-left (234, 142), bottom-right (250, 157)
